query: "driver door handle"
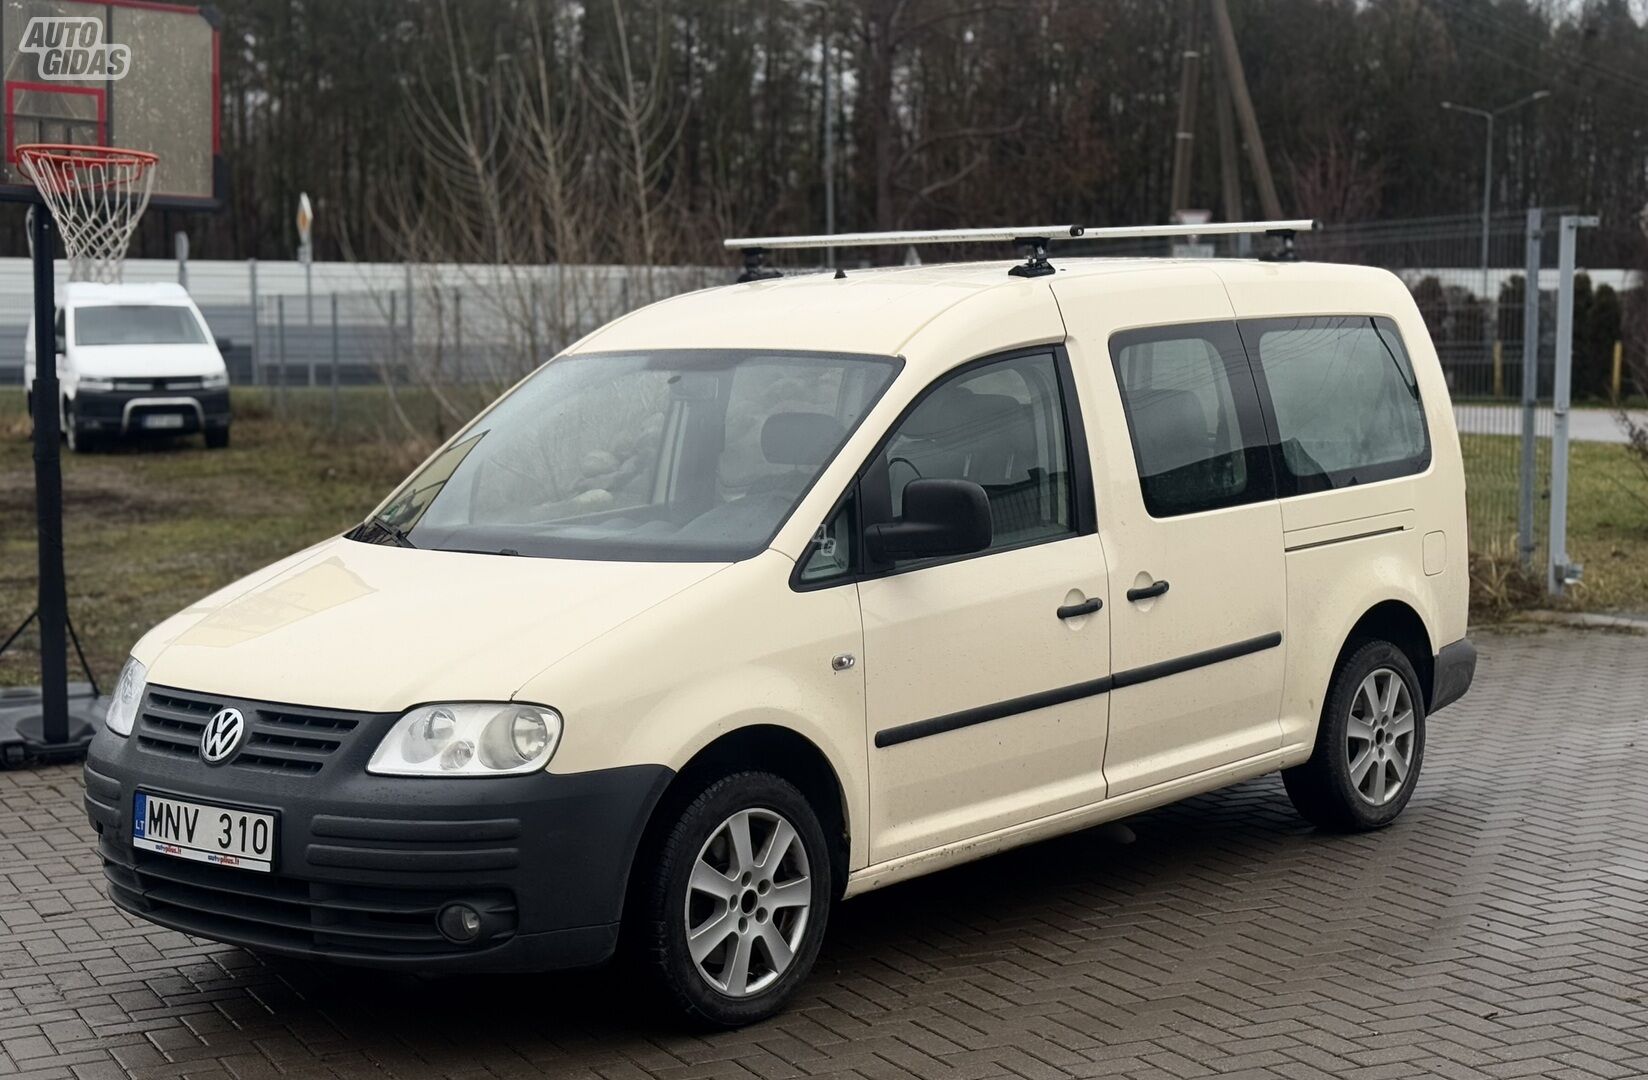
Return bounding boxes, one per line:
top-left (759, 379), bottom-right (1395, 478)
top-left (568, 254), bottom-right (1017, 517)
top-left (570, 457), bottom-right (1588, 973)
top-left (1057, 598), bottom-right (1102, 620)
top-left (1126, 579), bottom-right (1170, 602)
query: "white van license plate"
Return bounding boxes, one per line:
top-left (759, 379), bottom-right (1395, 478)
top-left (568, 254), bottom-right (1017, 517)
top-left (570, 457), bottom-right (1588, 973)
top-left (141, 414), bottom-right (185, 430)
top-left (132, 792), bottom-right (275, 872)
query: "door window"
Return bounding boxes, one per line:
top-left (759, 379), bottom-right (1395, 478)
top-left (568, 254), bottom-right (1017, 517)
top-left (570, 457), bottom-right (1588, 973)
top-left (872, 352), bottom-right (1076, 564)
top-left (1109, 321), bottom-right (1274, 517)
top-left (1241, 316), bottom-right (1430, 493)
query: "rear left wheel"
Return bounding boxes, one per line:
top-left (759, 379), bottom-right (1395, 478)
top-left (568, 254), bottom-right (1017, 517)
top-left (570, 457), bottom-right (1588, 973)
top-left (635, 771), bottom-right (831, 1028)
top-left (1283, 639), bottom-right (1426, 831)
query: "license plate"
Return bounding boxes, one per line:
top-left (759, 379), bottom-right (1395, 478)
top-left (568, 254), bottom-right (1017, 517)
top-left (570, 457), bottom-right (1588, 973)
top-left (132, 792), bottom-right (275, 872)
top-left (141, 413), bottom-right (186, 430)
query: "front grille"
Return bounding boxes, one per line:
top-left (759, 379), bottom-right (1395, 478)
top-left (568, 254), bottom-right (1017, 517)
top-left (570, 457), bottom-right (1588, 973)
top-left (102, 837), bottom-right (517, 957)
top-left (136, 686), bottom-right (368, 775)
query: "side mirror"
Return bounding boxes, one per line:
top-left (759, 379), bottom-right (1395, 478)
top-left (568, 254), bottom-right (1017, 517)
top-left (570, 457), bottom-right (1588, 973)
top-left (215, 336), bottom-right (232, 352)
top-left (865, 478), bottom-right (992, 563)
top-left (54, 333), bottom-right (65, 355)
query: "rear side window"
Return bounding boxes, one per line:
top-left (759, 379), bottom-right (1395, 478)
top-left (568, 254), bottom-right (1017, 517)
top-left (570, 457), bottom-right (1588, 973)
top-left (1109, 321), bottom-right (1274, 517)
top-left (1241, 316), bottom-right (1429, 494)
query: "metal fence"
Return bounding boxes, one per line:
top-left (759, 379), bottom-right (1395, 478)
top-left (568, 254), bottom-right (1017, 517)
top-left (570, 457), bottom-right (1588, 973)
top-left (0, 216), bottom-right (1631, 595)
top-left (1307, 212), bottom-right (1560, 570)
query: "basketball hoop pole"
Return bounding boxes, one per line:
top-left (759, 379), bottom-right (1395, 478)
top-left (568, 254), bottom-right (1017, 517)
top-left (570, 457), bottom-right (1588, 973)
top-left (0, 203), bottom-right (96, 760)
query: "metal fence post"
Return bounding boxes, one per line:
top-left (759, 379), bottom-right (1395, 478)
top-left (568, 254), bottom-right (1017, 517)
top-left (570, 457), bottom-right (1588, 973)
top-left (1517, 208), bottom-right (1541, 568)
top-left (330, 292), bottom-right (340, 432)
top-left (1547, 214), bottom-right (1599, 596)
top-left (276, 295), bottom-right (287, 418)
top-left (453, 288), bottom-right (462, 380)
top-left (248, 258), bottom-right (259, 386)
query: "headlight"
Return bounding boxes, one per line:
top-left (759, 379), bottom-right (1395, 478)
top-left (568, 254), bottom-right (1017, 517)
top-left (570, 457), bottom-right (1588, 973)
top-left (78, 377), bottom-right (115, 393)
top-left (368, 703), bottom-right (562, 777)
top-left (202, 371), bottom-right (229, 389)
top-left (106, 657), bottom-right (147, 736)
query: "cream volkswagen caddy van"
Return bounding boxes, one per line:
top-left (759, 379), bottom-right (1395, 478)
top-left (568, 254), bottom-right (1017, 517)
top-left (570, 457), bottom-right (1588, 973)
top-left (86, 251), bottom-right (1475, 1027)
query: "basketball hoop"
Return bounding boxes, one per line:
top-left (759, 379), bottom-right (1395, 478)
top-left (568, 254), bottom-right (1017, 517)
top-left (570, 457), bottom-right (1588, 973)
top-left (16, 144), bottom-right (158, 284)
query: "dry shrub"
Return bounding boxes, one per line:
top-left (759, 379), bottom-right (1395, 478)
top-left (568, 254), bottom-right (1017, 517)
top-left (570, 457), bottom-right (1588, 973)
top-left (1469, 550), bottom-right (1544, 621)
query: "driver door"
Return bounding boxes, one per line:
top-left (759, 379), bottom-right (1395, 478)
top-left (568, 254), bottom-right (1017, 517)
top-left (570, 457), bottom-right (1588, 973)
top-left (857, 349), bottom-right (1112, 864)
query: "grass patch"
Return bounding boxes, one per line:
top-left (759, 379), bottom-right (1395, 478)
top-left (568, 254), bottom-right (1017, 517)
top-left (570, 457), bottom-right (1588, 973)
top-left (0, 388), bottom-right (417, 688)
top-left (1460, 432), bottom-right (1648, 614)
top-left (2, 387), bottom-right (1645, 687)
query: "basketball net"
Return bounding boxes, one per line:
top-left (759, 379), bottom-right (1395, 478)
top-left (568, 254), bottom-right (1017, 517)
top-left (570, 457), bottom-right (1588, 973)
top-left (16, 144), bottom-right (158, 284)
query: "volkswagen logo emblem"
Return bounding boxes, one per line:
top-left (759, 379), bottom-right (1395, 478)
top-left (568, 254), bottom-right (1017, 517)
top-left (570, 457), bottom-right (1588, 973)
top-left (200, 707), bottom-right (246, 764)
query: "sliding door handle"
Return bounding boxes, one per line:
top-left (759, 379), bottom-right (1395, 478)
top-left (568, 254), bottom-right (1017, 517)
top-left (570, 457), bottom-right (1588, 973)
top-left (1126, 579), bottom-right (1170, 603)
top-left (1057, 597), bottom-right (1102, 620)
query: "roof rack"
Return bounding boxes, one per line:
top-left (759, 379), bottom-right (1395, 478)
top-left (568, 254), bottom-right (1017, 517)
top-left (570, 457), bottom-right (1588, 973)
top-left (725, 219), bottom-right (1320, 281)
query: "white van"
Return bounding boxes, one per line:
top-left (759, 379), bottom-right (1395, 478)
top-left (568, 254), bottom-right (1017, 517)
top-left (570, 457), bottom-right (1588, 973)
top-left (25, 281), bottom-right (231, 452)
top-left (85, 233), bottom-right (1474, 1027)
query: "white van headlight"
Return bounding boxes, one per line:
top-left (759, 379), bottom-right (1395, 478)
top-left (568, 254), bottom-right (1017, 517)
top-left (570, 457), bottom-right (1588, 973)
top-left (78, 377), bottom-right (115, 393)
top-left (106, 657), bottom-right (147, 736)
top-left (202, 371), bottom-right (229, 389)
top-left (368, 704), bottom-right (562, 776)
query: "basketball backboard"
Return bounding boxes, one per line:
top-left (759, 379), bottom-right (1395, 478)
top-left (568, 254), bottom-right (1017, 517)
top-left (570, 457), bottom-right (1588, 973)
top-left (0, 0), bottom-right (221, 209)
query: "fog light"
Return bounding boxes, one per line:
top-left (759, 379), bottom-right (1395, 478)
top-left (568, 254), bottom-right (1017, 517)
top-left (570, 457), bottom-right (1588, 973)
top-left (438, 903), bottom-right (483, 944)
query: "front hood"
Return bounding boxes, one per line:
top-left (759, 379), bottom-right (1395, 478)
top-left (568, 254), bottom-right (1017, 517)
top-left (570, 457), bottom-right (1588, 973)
top-left (73, 343), bottom-right (224, 379)
top-left (138, 536), bottom-right (727, 712)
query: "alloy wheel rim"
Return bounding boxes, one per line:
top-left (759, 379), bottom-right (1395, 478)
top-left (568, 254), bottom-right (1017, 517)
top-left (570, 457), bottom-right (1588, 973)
top-left (684, 807), bottom-right (811, 998)
top-left (1346, 667), bottom-right (1416, 807)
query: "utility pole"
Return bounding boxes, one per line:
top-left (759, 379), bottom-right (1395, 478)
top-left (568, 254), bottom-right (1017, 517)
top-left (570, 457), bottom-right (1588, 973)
top-left (1166, 0), bottom-right (1281, 223)
top-left (1213, 49), bottom-right (1243, 223)
top-left (1207, 0), bottom-right (1281, 220)
top-left (1168, 0), bottom-right (1201, 215)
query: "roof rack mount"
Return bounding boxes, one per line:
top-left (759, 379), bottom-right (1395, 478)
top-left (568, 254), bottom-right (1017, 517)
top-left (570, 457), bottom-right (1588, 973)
top-left (725, 219), bottom-right (1320, 280)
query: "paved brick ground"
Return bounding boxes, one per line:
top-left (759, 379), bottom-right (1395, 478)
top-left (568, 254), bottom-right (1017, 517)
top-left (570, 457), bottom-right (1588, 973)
top-left (3, 628), bottom-right (1646, 1080)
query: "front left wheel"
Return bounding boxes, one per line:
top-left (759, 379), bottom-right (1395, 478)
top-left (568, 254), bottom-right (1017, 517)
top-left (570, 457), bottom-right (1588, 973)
top-left (63, 399), bottom-right (100, 454)
top-left (634, 771), bottom-right (832, 1028)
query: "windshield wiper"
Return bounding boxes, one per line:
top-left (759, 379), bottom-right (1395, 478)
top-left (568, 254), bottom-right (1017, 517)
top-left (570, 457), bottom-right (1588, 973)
top-left (352, 517), bottom-right (418, 548)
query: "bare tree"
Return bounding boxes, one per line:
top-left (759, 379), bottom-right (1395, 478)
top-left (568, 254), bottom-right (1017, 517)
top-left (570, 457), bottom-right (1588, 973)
top-left (352, 0), bottom-right (711, 442)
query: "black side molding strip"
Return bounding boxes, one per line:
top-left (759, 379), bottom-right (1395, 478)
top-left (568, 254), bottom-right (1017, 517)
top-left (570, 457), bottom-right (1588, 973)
top-left (1110, 631), bottom-right (1282, 690)
top-left (875, 631), bottom-right (1283, 748)
top-left (1284, 525), bottom-right (1405, 553)
top-left (875, 676), bottom-right (1114, 749)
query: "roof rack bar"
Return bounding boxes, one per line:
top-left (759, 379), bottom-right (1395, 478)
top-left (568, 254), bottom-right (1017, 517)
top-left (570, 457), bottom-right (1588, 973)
top-left (722, 219), bottom-right (1319, 252)
top-left (725, 225), bottom-right (1086, 251)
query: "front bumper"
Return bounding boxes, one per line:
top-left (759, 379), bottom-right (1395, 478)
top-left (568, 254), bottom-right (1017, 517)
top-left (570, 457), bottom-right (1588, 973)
top-left (83, 687), bottom-right (671, 972)
top-left (73, 387), bottom-right (231, 437)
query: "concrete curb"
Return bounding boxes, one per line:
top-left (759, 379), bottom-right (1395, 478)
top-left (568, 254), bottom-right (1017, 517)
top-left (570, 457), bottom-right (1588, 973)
top-left (1517, 610), bottom-right (1648, 634)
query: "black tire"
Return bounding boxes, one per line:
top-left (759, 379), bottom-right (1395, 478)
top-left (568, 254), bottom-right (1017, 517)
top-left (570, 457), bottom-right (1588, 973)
top-left (1283, 639), bottom-right (1427, 831)
top-left (205, 426), bottom-right (230, 450)
top-left (63, 399), bottom-right (99, 454)
top-left (634, 771), bottom-right (832, 1028)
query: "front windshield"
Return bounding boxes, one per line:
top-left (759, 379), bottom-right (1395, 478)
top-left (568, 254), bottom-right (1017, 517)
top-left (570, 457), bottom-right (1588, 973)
top-left (75, 305), bottom-right (208, 347)
top-left (364, 349), bottom-right (899, 562)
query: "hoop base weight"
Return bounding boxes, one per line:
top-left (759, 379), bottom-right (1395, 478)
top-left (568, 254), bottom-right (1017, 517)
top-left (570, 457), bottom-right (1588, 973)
top-left (0, 684), bottom-right (101, 767)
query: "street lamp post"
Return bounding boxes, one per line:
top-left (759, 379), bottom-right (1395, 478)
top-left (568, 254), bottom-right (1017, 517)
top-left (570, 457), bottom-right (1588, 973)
top-left (1441, 90), bottom-right (1550, 324)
